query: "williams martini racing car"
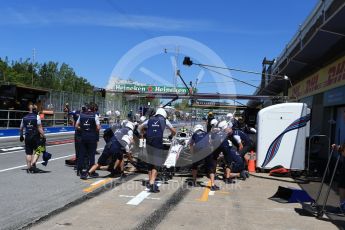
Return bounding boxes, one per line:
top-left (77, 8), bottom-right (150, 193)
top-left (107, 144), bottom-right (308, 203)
top-left (129, 126), bottom-right (210, 181)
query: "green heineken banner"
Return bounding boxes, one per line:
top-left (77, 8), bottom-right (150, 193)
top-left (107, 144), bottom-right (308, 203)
top-left (113, 84), bottom-right (191, 94)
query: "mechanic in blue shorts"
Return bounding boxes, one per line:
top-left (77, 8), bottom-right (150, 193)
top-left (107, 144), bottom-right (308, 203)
top-left (189, 124), bottom-right (217, 189)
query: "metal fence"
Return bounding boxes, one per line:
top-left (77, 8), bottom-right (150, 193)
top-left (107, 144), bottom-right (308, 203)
top-left (0, 109), bottom-right (68, 128)
top-left (104, 92), bottom-right (160, 119)
top-left (0, 109), bottom-right (111, 129)
top-left (40, 90), bottom-right (106, 114)
top-left (0, 89), bottom-right (190, 128)
top-left (0, 91), bottom-right (158, 128)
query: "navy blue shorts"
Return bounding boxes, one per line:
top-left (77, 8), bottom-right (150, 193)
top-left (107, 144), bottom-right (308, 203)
top-left (24, 137), bottom-right (38, 155)
top-left (224, 148), bottom-right (244, 173)
top-left (146, 145), bottom-right (165, 170)
top-left (78, 141), bottom-right (97, 170)
top-left (97, 150), bottom-right (112, 166)
top-left (97, 147), bottom-right (123, 166)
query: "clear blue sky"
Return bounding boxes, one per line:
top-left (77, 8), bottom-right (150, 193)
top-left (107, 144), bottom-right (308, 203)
top-left (0, 0), bottom-right (318, 95)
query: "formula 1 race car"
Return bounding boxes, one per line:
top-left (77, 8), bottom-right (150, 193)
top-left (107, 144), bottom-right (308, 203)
top-left (128, 127), bottom-right (198, 182)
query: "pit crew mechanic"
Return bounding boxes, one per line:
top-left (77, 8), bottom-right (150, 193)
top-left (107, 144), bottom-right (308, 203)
top-left (138, 108), bottom-right (176, 193)
top-left (19, 104), bottom-right (45, 173)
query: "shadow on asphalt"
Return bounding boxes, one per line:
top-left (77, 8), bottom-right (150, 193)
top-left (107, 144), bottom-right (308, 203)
top-left (294, 207), bottom-right (345, 229)
top-left (21, 169), bottom-right (51, 173)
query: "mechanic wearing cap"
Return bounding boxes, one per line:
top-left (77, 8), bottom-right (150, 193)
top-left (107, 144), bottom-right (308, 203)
top-left (226, 113), bottom-right (240, 130)
top-left (189, 124), bottom-right (216, 188)
top-left (113, 121), bottom-right (135, 176)
top-left (210, 118), bottom-right (219, 131)
top-left (91, 104), bottom-right (100, 169)
top-left (111, 110), bottom-right (122, 132)
top-left (229, 129), bottom-right (254, 172)
top-left (88, 127), bottom-right (133, 177)
top-left (127, 110), bottom-right (134, 122)
top-left (132, 116), bottom-right (146, 139)
top-left (132, 116), bottom-right (146, 149)
top-left (19, 104), bottom-right (45, 173)
top-left (206, 112), bottom-right (215, 132)
top-left (226, 123), bottom-right (248, 181)
top-left (210, 120), bottom-right (230, 186)
top-left (138, 108), bottom-right (176, 193)
top-left (212, 121), bottom-right (246, 184)
top-left (70, 108), bottom-right (82, 172)
top-left (63, 103), bottom-right (70, 125)
top-left (121, 110), bottom-right (135, 130)
top-left (75, 104), bottom-right (101, 179)
top-left (233, 129), bottom-right (254, 161)
top-left (208, 118), bottom-right (221, 185)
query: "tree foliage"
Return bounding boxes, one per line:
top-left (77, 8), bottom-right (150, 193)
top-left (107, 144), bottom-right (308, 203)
top-left (0, 57), bottom-right (94, 94)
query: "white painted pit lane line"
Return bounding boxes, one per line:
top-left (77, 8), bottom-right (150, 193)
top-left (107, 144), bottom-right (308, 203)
top-left (0, 154), bottom-right (75, 173)
top-left (0, 145), bottom-right (104, 172)
top-left (126, 183), bottom-right (162, 206)
top-left (1, 147), bottom-right (24, 152)
top-left (0, 142), bottom-right (75, 155)
top-left (0, 144), bottom-right (103, 156)
top-left (119, 195), bottom-right (160, 200)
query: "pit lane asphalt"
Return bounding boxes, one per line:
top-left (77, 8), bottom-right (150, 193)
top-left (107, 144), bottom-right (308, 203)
top-left (0, 133), bottom-right (107, 230)
top-left (0, 123), bottom-right (194, 230)
top-left (1, 131), bottom-right (340, 229)
top-left (29, 172), bottom-right (338, 230)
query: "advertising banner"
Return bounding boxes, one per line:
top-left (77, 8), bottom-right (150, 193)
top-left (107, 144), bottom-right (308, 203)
top-left (289, 55), bottom-right (345, 99)
top-left (113, 84), bottom-right (191, 94)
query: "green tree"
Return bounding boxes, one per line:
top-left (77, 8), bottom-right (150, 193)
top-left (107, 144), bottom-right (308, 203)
top-left (38, 62), bottom-right (59, 89)
top-left (1, 57), bottom-right (96, 95)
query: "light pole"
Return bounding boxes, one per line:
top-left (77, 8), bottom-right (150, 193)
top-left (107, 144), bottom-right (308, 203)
top-left (31, 48), bottom-right (36, 86)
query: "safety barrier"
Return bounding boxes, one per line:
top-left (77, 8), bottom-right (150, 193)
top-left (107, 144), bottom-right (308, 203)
top-left (0, 109), bottom-right (110, 129)
top-left (0, 109), bottom-right (68, 129)
top-left (0, 124), bottom-right (110, 138)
